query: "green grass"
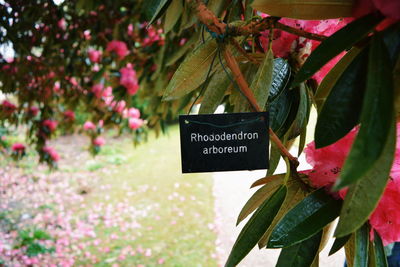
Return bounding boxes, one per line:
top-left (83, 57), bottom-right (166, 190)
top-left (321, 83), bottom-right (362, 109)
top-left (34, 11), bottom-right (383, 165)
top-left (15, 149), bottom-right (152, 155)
top-left (76, 125), bottom-right (217, 266)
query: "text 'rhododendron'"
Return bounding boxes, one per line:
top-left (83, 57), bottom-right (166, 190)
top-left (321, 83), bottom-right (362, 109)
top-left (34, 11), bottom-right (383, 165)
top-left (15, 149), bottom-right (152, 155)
top-left (304, 124), bottom-right (400, 245)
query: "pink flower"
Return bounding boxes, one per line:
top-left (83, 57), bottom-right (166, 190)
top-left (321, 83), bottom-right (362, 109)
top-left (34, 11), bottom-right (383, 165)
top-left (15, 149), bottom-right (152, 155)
top-left (91, 83), bottom-right (104, 98)
top-left (114, 100), bottom-right (126, 114)
top-left (106, 40), bottom-right (129, 60)
top-left (158, 258), bottom-right (165, 264)
top-left (58, 18), bottom-right (67, 30)
top-left (123, 107), bottom-right (140, 119)
top-left (88, 49), bottom-right (102, 63)
top-left (63, 110), bottom-right (75, 121)
top-left (93, 136), bottom-right (105, 147)
top-left (304, 123), bottom-right (400, 245)
top-left (43, 146), bottom-right (60, 162)
top-left (2, 100), bottom-right (17, 114)
top-left (83, 121), bottom-right (96, 131)
top-left (11, 143), bottom-right (25, 152)
top-left (352, 0), bottom-right (400, 20)
top-left (128, 118), bottom-right (144, 130)
top-left (42, 119), bottom-right (58, 132)
top-left (28, 106), bottom-right (39, 116)
top-left (119, 65), bottom-right (139, 95)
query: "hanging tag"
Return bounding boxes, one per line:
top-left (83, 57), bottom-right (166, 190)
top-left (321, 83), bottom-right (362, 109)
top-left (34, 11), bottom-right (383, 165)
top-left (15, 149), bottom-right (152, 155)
top-left (179, 112), bottom-right (269, 173)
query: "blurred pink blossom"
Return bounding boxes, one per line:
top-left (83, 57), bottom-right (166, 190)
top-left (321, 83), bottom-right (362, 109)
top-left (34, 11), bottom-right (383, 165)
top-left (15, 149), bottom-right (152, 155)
top-left (11, 143), bottom-right (25, 152)
top-left (83, 121), bottom-right (96, 131)
top-left (93, 136), bottom-right (106, 147)
top-left (42, 119), bottom-right (58, 132)
top-left (128, 118), bottom-right (144, 130)
top-left (88, 49), bottom-right (102, 63)
top-left (119, 64), bottom-right (139, 95)
top-left (43, 146), bottom-right (60, 162)
top-left (106, 40), bottom-right (129, 60)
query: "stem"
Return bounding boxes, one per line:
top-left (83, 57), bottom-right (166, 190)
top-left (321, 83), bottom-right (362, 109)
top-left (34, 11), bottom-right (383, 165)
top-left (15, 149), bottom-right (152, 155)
top-left (230, 38), bottom-right (259, 65)
top-left (222, 47), bottom-right (299, 166)
top-left (188, 0), bottom-right (327, 41)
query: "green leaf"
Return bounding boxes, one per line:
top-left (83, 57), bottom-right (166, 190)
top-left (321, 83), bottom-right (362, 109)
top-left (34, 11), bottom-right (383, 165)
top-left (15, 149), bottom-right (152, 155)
top-left (354, 224), bottom-right (369, 267)
top-left (268, 88), bottom-right (293, 133)
top-left (288, 83), bottom-right (310, 139)
top-left (345, 234), bottom-right (356, 267)
top-left (236, 174), bottom-right (284, 225)
top-left (372, 230), bottom-right (388, 267)
top-left (329, 234), bottom-right (351, 256)
top-left (314, 47), bottom-right (361, 113)
top-left (250, 49), bottom-right (274, 108)
top-left (163, 39), bottom-right (218, 100)
top-left (267, 188), bottom-right (341, 248)
top-left (314, 47), bottom-right (368, 148)
top-left (334, 33), bottom-right (395, 190)
top-left (199, 68), bottom-right (230, 114)
top-left (293, 13), bottom-right (383, 86)
top-left (267, 143), bottom-right (281, 175)
top-left (164, 0), bottom-right (183, 33)
top-left (148, 0), bottom-right (172, 26)
top-left (165, 33), bottom-right (199, 66)
top-left (268, 58), bottom-right (291, 103)
top-left (334, 120), bottom-right (396, 237)
top-left (258, 175), bottom-right (309, 247)
top-left (225, 185), bottom-right (287, 267)
top-left (276, 231), bottom-right (322, 267)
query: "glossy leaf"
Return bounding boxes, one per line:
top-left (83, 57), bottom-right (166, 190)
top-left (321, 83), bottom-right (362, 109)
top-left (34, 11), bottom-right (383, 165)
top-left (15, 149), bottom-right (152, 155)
top-left (268, 88), bottom-right (292, 134)
top-left (288, 84), bottom-right (309, 140)
top-left (334, 118), bottom-right (396, 237)
top-left (334, 33), bottom-right (395, 190)
top-left (148, 0), bottom-right (172, 26)
top-left (250, 49), bottom-right (274, 109)
top-left (372, 230), bottom-right (388, 267)
top-left (225, 185), bottom-right (287, 267)
top-left (251, 0), bottom-right (353, 20)
top-left (268, 58), bottom-right (291, 103)
top-left (354, 224), bottom-right (369, 267)
top-left (267, 188), bottom-right (341, 248)
top-left (314, 47), bottom-right (368, 148)
top-left (236, 174), bottom-right (284, 225)
top-left (163, 40), bottom-right (218, 100)
top-left (164, 0), bottom-right (182, 33)
top-left (293, 13), bottom-right (383, 86)
top-left (329, 234), bottom-right (351, 256)
top-left (199, 68), bottom-right (230, 114)
top-left (314, 47), bottom-right (361, 113)
top-left (257, 174), bottom-right (310, 247)
top-left (276, 231), bottom-right (322, 267)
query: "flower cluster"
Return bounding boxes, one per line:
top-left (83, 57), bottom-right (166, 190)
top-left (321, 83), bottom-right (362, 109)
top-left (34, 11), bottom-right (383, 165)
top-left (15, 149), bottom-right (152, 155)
top-left (304, 124), bottom-right (400, 245)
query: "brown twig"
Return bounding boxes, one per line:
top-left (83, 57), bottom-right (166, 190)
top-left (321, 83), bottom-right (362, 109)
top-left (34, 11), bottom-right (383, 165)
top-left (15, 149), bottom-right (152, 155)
top-left (222, 47), bottom-right (299, 166)
top-left (188, 0), bottom-right (328, 41)
top-left (189, 0), bottom-right (299, 166)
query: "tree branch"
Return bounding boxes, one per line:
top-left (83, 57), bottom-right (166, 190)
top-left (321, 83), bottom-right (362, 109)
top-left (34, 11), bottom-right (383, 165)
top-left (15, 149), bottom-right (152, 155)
top-left (222, 47), bottom-right (299, 166)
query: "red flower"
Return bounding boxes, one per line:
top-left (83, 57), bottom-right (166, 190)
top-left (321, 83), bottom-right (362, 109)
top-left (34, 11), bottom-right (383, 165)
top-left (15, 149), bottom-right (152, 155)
top-left (304, 123), bottom-right (400, 245)
top-left (88, 49), bottom-right (102, 63)
top-left (43, 146), bottom-right (60, 162)
top-left (128, 118), bottom-right (144, 130)
top-left (93, 136), bottom-right (106, 147)
top-left (119, 65), bottom-right (139, 95)
top-left (106, 40), bottom-right (128, 60)
top-left (42, 119), bottom-right (58, 132)
top-left (11, 143), bottom-right (25, 153)
top-left (83, 121), bottom-right (96, 131)
top-left (2, 100), bottom-right (17, 114)
top-left (352, 0), bottom-right (400, 20)
top-left (63, 110), bottom-right (75, 121)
